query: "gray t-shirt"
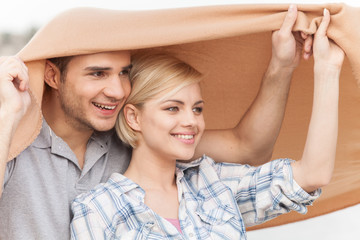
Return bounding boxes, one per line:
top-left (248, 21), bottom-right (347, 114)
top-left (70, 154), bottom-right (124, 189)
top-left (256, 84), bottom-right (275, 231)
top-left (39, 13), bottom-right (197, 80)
top-left (0, 120), bottom-right (131, 240)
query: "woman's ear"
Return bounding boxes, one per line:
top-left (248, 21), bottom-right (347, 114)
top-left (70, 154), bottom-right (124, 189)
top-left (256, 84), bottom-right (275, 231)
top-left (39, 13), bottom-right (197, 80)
top-left (44, 60), bottom-right (61, 90)
top-left (124, 104), bottom-right (142, 132)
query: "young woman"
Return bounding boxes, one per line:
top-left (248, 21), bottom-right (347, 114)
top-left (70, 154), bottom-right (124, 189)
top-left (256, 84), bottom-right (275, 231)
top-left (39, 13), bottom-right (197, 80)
top-left (70, 9), bottom-right (344, 240)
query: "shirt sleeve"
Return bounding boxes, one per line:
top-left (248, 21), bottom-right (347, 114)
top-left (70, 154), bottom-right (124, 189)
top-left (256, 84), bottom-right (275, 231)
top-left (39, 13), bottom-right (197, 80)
top-left (2, 159), bottom-right (15, 190)
top-left (70, 200), bottom-right (107, 240)
top-left (211, 157), bottom-right (321, 227)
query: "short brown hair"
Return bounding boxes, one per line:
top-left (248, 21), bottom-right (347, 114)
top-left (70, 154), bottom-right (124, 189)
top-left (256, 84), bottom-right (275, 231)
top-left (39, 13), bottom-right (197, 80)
top-left (48, 56), bottom-right (74, 82)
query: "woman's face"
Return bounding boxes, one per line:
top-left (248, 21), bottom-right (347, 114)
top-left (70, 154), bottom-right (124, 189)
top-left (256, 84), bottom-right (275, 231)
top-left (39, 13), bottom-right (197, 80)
top-left (136, 82), bottom-right (205, 161)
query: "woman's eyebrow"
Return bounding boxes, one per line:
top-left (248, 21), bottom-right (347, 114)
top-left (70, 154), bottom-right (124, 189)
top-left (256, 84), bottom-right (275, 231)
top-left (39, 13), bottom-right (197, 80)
top-left (163, 99), bottom-right (184, 105)
top-left (163, 100), bottom-right (204, 105)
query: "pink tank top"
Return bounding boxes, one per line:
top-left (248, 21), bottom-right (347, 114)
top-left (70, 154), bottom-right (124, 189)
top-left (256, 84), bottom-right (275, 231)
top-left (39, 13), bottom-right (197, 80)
top-left (166, 218), bottom-right (182, 233)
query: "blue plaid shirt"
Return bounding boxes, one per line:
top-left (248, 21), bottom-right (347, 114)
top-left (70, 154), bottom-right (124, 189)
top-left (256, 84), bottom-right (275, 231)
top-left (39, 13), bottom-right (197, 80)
top-left (71, 156), bottom-right (320, 240)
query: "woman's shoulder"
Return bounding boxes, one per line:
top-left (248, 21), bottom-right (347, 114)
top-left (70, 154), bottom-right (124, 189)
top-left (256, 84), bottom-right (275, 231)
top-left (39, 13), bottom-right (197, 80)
top-left (72, 173), bottom-right (135, 207)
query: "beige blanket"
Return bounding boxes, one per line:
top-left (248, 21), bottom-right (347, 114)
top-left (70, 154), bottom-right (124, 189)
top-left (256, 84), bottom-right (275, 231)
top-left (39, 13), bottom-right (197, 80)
top-left (11, 4), bottom-right (360, 229)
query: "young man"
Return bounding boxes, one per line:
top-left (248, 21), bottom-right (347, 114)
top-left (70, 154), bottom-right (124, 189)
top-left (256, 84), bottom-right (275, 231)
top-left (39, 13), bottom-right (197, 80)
top-left (0, 5), bottom-right (312, 239)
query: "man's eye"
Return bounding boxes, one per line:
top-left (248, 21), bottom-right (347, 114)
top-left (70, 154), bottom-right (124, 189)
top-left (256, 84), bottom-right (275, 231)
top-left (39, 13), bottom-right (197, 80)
top-left (193, 107), bottom-right (203, 114)
top-left (166, 107), bottom-right (179, 112)
top-left (119, 69), bottom-right (130, 76)
top-left (91, 71), bottom-right (105, 77)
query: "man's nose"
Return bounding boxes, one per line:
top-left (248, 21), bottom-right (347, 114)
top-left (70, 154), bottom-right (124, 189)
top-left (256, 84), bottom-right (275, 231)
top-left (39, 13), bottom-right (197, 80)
top-left (103, 76), bottom-right (129, 100)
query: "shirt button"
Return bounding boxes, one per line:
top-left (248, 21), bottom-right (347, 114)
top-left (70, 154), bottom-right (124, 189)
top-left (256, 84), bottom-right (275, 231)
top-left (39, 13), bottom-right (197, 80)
top-left (189, 233), bottom-right (194, 237)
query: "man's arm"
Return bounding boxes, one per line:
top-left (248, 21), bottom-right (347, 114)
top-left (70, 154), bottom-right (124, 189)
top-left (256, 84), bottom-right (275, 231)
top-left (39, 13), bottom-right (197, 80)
top-left (0, 56), bottom-right (30, 196)
top-left (292, 9), bottom-right (344, 193)
top-left (194, 5), bottom-right (312, 165)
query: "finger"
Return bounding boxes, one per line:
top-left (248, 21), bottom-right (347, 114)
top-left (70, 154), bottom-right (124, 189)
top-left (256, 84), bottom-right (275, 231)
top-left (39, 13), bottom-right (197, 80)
top-left (15, 56), bottom-right (28, 72)
top-left (15, 55), bottom-right (28, 73)
top-left (19, 62), bottom-right (29, 91)
top-left (303, 50), bottom-right (313, 60)
top-left (9, 71), bottom-right (27, 92)
top-left (317, 8), bottom-right (330, 37)
top-left (17, 67), bottom-right (30, 91)
top-left (279, 5), bottom-right (298, 34)
top-left (303, 34), bottom-right (313, 54)
top-left (0, 56), bottom-right (30, 91)
top-left (13, 57), bottom-right (29, 91)
top-left (8, 59), bottom-right (29, 92)
top-left (18, 77), bottom-right (28, 91)
top-left (301, 31), bottom-right (308, 40)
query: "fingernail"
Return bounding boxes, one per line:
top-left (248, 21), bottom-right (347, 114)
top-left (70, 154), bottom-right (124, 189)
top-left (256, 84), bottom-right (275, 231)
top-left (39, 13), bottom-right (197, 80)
top-left (289, 4), bottom-right (295, 11)
top-left (323, 8), bottom-right (328, 16)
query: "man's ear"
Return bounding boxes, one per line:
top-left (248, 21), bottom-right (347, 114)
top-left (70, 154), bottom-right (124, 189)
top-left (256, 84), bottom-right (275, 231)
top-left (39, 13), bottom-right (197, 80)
top-left (124, 104), bottom-right (141, 132)
top-left (44, 60), bottom-right (61, 89)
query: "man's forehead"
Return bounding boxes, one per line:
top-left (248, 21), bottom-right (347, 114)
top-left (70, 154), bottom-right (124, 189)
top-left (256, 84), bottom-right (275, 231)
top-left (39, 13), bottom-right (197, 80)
top-left (70, 50), bottom-right (131, 68)
top-left (78, 50), bottom-right (130, 59)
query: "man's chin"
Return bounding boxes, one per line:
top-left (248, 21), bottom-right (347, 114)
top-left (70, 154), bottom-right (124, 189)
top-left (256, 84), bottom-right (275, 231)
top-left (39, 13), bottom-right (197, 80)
top-left (92, 121), bottom-right (116, 132)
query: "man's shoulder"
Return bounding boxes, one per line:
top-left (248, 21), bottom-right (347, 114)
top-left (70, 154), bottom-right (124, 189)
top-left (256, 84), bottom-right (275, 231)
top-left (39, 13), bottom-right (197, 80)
top-left (108, 131), bottom-right (132, 154)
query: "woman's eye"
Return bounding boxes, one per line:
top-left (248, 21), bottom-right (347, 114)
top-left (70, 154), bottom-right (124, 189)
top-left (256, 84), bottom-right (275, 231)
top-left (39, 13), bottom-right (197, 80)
top-left (166, 107), bottom-right (179, 112)
top-left (193, 107), bottom-right (203, 114)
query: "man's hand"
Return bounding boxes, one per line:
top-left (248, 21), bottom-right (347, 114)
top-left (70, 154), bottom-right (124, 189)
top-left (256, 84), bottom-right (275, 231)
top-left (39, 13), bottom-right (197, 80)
top-left (271, 5), bottom-right (312, 70)
top-left (0, 56), bottom-right (31, 125)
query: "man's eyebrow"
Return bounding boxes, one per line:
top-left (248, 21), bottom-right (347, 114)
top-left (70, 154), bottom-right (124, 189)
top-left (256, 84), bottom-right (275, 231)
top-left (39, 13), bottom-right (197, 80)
top-left (84, 64), bottom-right (132, 72)
top-left (84, 66), bottom-right (112, 71)
top-left (123, 64), bottom-right (133, 71)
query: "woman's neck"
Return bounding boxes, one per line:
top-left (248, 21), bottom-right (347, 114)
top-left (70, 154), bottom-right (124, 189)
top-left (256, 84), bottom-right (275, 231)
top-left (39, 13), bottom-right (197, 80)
top-left (125, 147), bottom-right (180, 219)
top-left (124, 147), bottom-right (177, 191)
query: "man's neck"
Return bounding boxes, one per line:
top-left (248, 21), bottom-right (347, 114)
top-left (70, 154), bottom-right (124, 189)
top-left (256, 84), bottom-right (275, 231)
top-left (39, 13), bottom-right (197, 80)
top-left (43, 104), bottom-right (93, 169)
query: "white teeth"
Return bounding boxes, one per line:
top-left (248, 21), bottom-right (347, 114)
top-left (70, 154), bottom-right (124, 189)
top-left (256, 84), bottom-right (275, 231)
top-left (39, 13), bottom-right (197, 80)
top-left (93, 103), bottom-right (116, 110)
top-left (174, 134), bottom-right (194, 140)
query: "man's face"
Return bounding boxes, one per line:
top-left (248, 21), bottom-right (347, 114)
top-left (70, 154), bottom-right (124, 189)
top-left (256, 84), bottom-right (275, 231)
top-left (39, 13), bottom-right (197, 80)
top-left (58, 51), bottom-right (131, 132)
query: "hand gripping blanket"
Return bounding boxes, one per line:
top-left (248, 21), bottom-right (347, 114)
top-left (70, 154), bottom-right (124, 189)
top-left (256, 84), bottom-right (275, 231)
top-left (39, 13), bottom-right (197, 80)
top-left (10, 4), bottom-right (360, 229)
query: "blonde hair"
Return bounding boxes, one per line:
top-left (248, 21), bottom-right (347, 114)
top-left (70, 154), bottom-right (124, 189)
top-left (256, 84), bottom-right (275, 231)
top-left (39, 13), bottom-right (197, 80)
top-left (116, 52), bottom-right (203, 148)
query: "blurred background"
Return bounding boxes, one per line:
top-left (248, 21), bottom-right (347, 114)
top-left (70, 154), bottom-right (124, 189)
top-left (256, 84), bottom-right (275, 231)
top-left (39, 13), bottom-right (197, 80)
top-left (0, 29), bottom-right (36, 55)
top-left (1, 0), bottom-right (360, 239)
